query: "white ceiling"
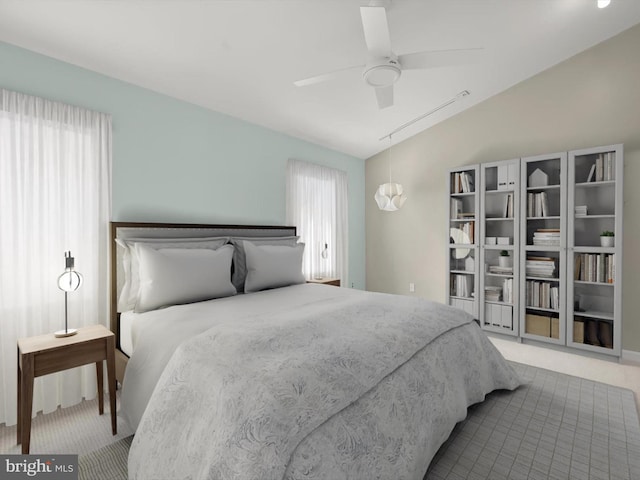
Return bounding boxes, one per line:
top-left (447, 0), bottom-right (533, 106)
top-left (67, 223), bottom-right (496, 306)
top-left (1, 0), bottom-right (639, 159)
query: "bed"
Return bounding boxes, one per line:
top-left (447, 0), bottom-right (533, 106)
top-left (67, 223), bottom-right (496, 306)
top-left (110, 222), bottom-right (520, 480)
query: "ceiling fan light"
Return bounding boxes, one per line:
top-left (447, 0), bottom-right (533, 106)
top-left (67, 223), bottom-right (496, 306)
top-left (597, 0), bottom-right (611, 7)
top-left (363, 63), bottom-right (401, 87)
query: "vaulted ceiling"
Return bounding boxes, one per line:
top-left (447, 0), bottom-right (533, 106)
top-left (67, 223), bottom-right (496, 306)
top-left (1, 0), bottom-right (639, 159)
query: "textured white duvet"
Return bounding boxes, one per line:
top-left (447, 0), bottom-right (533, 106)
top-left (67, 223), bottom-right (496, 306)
top-left (122, 284), bottom-right (520, 480)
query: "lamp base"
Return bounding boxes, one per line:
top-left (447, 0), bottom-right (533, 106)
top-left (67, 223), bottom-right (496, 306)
top-left (54, 328), bottom-right (78, 338)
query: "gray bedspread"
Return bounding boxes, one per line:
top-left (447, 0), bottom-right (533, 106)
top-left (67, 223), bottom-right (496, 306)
top-left (125, 284), bottom-right (520, 480)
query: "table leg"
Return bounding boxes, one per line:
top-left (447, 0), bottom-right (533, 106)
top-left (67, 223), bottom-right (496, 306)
top-left (96, 360), bottom-right (104, 415)
top-left (106, 337), bottom-right (117, 435)
top-left (16, 347), bottom-right (21, 444)
top-left (20, 354), bottom-right (34, 454)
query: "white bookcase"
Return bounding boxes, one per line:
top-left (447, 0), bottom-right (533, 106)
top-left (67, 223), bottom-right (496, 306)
top-left (567, 144), bottom-right (623, 356)
top-left (479, 159), bottom-right (520, 336)
top-left (447, 143), bottom-right (623, 358)
top-left (446, 165), bottom-right (479, 318)
top-left (519, 152), bottom-right (567, 346)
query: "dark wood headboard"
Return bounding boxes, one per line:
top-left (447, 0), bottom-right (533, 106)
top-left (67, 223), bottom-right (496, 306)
top-left (109, 221), bottom-right (297, 381)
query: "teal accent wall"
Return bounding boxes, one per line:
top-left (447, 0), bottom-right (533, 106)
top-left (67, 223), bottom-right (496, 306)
top-left (0, 41), bottom-right (365, 288)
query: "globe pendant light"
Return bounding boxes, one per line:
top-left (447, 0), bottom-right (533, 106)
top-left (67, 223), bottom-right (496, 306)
top-left (375, 134), bottom-right (407, 211)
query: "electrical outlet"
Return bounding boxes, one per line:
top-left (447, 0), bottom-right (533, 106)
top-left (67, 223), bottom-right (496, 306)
top-left (409, 282), bottom-right (415, 293)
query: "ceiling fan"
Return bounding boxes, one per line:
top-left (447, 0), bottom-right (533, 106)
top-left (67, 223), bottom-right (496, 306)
top-left (294, 3), bottom-right (482, 109)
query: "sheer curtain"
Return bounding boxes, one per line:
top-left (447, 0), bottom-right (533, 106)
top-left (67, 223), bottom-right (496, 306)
top-left (0, 89), bottom-right (112, 426)
top-left (286, 159), bottom-right (348, 287)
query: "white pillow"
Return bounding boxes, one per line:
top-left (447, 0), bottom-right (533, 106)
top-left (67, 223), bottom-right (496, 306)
top-left (117, 236), bottom-right (228, 312)
top-left (243, 241), bottom-right (305, 293)
top-left (229, 236), bottom-right (299, 292)
top-left (134, 244), bottom-right (236, 313)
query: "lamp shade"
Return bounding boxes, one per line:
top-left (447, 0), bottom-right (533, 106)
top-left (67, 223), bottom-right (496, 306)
top-left (375, 182), bottom-right (407, 211)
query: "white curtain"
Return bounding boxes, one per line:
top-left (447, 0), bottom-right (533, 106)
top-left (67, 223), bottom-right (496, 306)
top-left (0, 89), bottom-right (112, 426)
top-left (286, 159), bottom-right (348, 287)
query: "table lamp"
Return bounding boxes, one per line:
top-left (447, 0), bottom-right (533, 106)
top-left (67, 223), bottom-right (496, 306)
top-left (55, 251), bottom-right (82, 337)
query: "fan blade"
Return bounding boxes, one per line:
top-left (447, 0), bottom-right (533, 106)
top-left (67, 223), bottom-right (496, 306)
top-left (398, 48), bottom-right (483, 70)
top-left (375, 85), bottom-right (394, 109)
top-left (360, 6), bottom-right (392, 58)
top-left (294, 64), bottom-right (364, 87)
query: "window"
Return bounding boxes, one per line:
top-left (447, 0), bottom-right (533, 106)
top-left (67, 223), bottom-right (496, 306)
top-left (286, 159), bottom-right (348, 285)
top-left (0, 89), bottom-right (111, 426)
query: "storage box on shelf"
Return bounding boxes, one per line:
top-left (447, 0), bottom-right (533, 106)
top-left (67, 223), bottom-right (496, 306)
top-left (479, 159), bottom-right (520, 336)
top-left (447, 165), bottom-right (479, 317)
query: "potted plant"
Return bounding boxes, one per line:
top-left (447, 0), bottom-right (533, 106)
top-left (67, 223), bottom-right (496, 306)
top-left (498, 250), bottom-right (511, 268)
top-left (600, 230), bottom-right (614, 247)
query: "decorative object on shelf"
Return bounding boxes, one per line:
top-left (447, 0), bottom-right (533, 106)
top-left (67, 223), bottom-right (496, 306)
top-left (528, 168), bottom-right (549, 188)
top-left (55, 251), bottom-right (83, 338)
top-left (498, 250), bottom-right (511, 268)
top-left (374, 134), bottom-right (407, 212)
top-left (600, 230), bottom-right (615, 247)
top-left (450, 228), bottom-right (471, 259)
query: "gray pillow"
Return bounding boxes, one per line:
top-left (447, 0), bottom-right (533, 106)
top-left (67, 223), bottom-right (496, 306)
top-left (230, 236), bottom-right (299, 292)
top-left (134, 244), bottom-right (236, 313)
top-left (243, 241), bottom-right (305, 293)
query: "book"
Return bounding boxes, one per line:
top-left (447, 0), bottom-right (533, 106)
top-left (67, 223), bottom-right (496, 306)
top-left (587, 164), bottom-right (596, 182)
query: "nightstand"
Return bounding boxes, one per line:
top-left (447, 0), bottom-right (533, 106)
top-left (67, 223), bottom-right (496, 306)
top-left (17, 324), bottom-right (117, 453)
top-left (307, 277), bottom-right (341, 287)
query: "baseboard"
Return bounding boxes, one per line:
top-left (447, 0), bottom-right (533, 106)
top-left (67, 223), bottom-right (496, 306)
top-left (622, 349), bottom-right (640, 365)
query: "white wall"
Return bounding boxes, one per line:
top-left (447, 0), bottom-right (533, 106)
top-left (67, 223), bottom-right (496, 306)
top-left (366, 24), bottom-right (640, 351)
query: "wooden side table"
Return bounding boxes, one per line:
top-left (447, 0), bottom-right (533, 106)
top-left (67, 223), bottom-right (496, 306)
top-left (307, 277), bottom-right (341, 287)
top-left (17, 324), bottom-right (117, 453)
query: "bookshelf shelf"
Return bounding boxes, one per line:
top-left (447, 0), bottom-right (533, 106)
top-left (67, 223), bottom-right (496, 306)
top-left (568, 144), bottom-right (622, 355)
top-left (526, 184), bottom-right (561, 191)
top-left (447, 165), bottom-right (480, 318)
top-left (526, 276), bottom-right (560, 282)
top-left (526, 306), bottom-right (560, 313)
top-left (574, 280), bottom-right (614, 287)
top-left (479, 159), bottom-right (520, 336)
top-left (575, 180), bottom-right (615, 188)
top-left (450, 192), bottom-right (476, 197)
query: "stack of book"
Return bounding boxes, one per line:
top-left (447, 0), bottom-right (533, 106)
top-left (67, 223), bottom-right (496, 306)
top-left (526, 256), bottom-right (556, 278)
top-left (451, 274), bottom-right (473, 298)
top-left (532, 229), bottom-right (560, 246)
top-left (575, 205), bottom-right (587, 217)
top-left (526, 192), bottom-right (549, 217)
top-left (503, 193), bottom-right (514, 218)
top-left (525, 281), bottom-right (559, 310)
top-left (484, 286), bottom-right (502, 302)
top-left (502, 278), bottom-right (513, 304)
top-left (587, 152), bottom-right (616, 182)
top-left (575, 253), bottom-right (615, 283)
top-left (488, 265), bottom-right (513, 275)
top-left (452, 172), bottom-right (474, 193)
